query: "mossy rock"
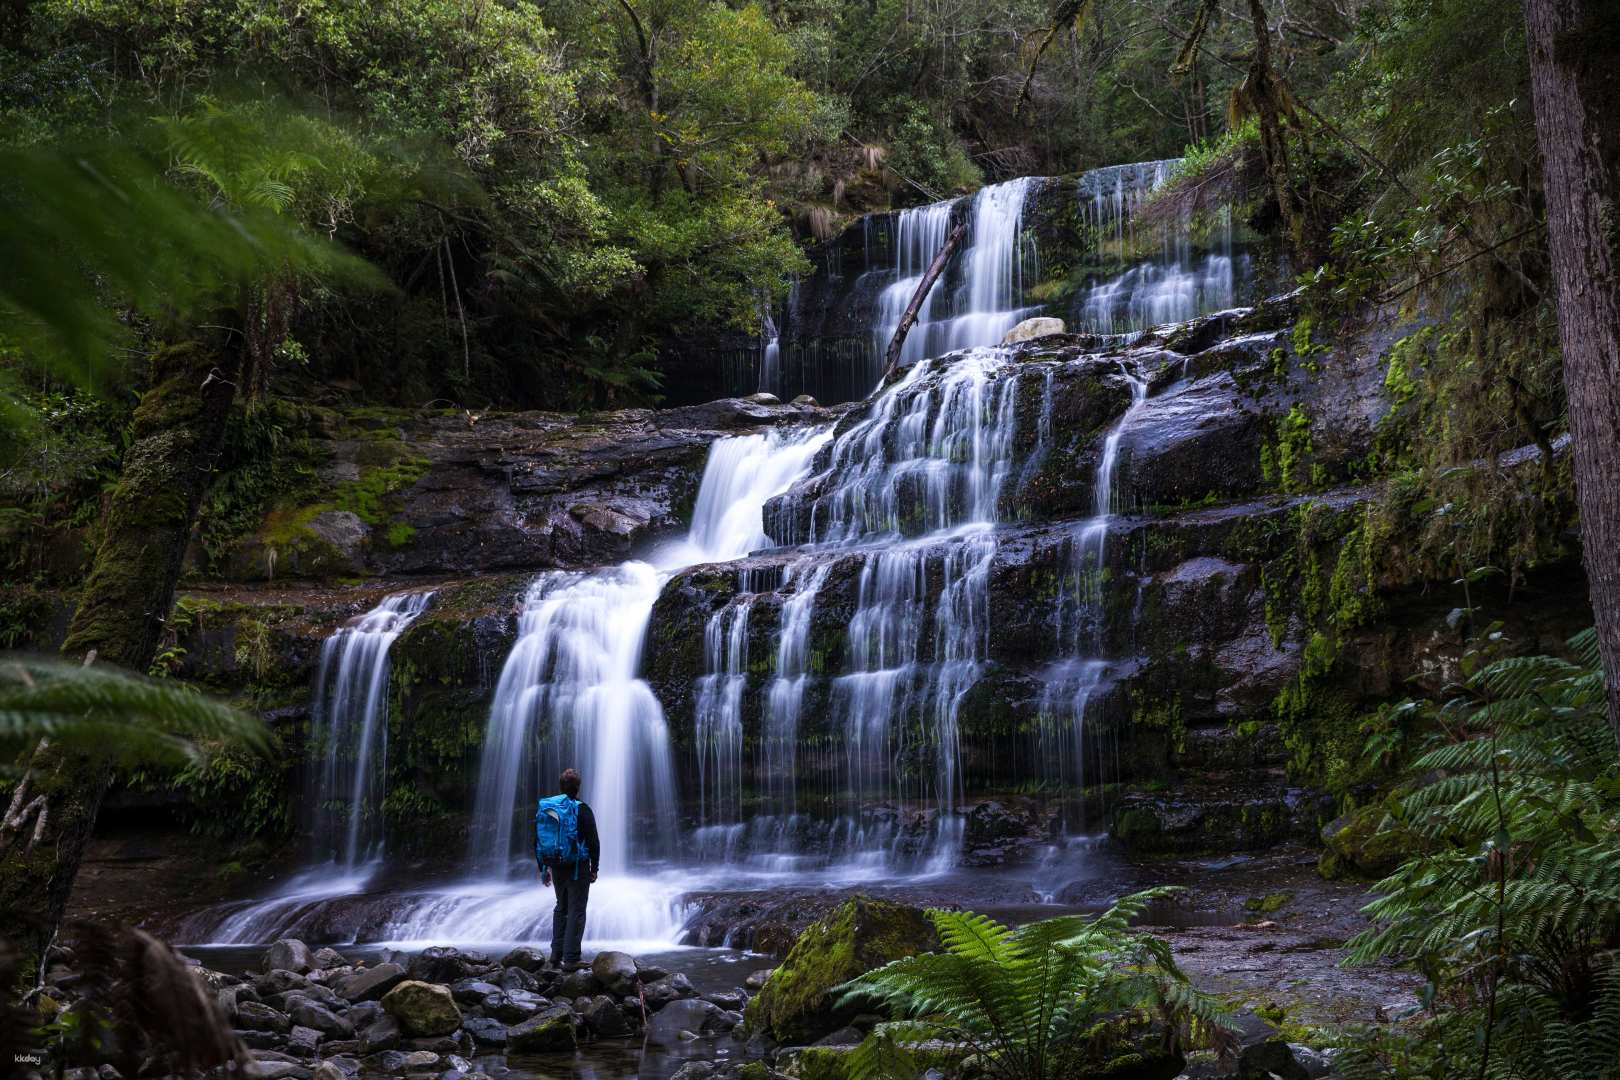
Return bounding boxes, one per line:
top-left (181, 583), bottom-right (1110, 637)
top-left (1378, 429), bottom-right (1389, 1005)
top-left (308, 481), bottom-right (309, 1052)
top-left (743, 896), bottom-right (938, 1045)
top-left (381, 979), bottom-right (461, 1037)
top-left (1318, 804), bottom-right (1412, 879)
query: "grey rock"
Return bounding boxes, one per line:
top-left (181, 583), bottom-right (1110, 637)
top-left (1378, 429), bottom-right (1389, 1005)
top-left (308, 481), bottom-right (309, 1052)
top-left (590, 950), bottom-right (639, 996)
top-left (646, 998), bottom-right (721, 1042)
top-left (498, 966), bottom-right (539, 993)
top-left (348, 1001), bottom-right (384, 1028)
top-left (246, 1062), bottom-right (309, 1080)
top-left (505, 1004), bottom-right (578, 1052)
top-left (263, 940), bottom-right (315, 975)
top-left (742, 392), bottom-right (781, 405)
top-left (337, 962), bottom-right (406, 1002)
top-left (634, 960), bottom-right (671, 983)
top-left (814, 1025), bottom-right (864, 1046)
top-left (582, 994), bottom-right (633, 1037)
top-left (237, 1001), bottom-right (292, 1033)
top-left (462, 1016), bottom-right (508, 1047)
top-left (1002, 316), bottom-right (1066, 344)
top-left (311, 948), bottom-right (347, 971)
top-left (1237, 1040), bottom-right (1310, 1080)
top-left (287, 1026), bottom-right (322, 1059)
top-left (704, 989), bottom-right (746, 1011)
top-left (311, 1064), bottom-right (347, 1080)
top-left (743, 969), bottom-right (774, 991)
top-left (357, 1014), bottom-right (402, 1054)
top-left (450, 979), bottom-right (503, 1006)
top-left (289, 999), bottom-right (354, 1038)
top-left (791, 394), bottom-right (819, 407)
top-left (258, 970), bottom-right (312, 997)
top-left (499, 947), bottom-right (547, 972)
top-left (642, 972), bottom-right (698, 1011)
top-left (490, 988), bottom-right (545, 1023)
top-left (555, 968), bottom-right (601, 998)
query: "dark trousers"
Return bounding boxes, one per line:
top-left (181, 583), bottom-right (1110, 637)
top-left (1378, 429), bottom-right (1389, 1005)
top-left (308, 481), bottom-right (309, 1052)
top-left (548, 862), bottom-right (591, 964)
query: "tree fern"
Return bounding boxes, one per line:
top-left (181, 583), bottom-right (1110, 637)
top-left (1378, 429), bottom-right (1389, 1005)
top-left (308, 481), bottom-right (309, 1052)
top-left (1340, 628), bottom-right (1620, 1076)
top-left (835, 887), bottom-right (1232, 1080)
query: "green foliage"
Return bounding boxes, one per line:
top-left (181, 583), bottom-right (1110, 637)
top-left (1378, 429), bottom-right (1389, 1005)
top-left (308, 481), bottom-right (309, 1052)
top-left (1338, 629), bottom-right (1620, 1078)
top-left (836, 889), bottom-right (1233, 1080)
top-left (0, 656), bottom-right (268, 772)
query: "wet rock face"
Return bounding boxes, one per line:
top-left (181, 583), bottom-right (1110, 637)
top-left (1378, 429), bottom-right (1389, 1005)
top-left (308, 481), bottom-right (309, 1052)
top-left (211, 398), bottom-right (825, 584)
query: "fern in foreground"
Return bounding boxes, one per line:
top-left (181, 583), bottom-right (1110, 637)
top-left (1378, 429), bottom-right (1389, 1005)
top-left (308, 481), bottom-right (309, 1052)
top-left (834, 887), bottom-right (1233, 1080)
top-left (1339, 629), bottom-right (1620, 1078)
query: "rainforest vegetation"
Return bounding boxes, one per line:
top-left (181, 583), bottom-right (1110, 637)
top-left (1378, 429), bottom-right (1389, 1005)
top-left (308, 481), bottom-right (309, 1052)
top-left (3, 0), bottom-right (1620, 1077)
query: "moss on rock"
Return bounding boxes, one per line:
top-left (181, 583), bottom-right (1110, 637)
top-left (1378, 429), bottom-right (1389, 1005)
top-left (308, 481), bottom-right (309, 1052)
top-left (1318, 804), bottom-right (1413, 879)
top-left (743, 896), bottom-right (938, 1045)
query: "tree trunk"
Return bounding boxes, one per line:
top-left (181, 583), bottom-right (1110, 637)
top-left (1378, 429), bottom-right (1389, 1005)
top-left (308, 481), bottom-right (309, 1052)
top-left (1525, 0), bottom-right (1620, 751)
top-left (0, 340), bottom-right (240, 977)
top-left (881, 218), bottom-right (968, 383)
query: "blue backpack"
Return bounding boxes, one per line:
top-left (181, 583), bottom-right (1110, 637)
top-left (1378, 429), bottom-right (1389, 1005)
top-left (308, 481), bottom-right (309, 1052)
top-left (535, 794), bottom-right (588, 872)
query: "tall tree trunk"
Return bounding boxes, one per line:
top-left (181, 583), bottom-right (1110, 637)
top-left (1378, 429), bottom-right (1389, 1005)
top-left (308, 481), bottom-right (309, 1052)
top-left (0, 340), bottom-right (240, 977)
top-left (1524, 0), bottom-right (1620, 751)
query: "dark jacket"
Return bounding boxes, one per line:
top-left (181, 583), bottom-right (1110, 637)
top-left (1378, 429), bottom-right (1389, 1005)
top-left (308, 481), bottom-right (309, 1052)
top-left (543, 800), bottom-right (600, 875)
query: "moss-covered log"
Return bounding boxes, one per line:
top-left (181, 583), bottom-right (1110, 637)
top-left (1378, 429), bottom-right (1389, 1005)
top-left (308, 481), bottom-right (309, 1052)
top-left (0, 340), bottom-right (239, 978)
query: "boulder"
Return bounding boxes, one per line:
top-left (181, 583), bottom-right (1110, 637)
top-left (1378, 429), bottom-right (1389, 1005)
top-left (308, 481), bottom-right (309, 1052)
top-left (1319, 805), bottom-right (1413, 879)
top-left (590, 951), bottom-right (639, 996)
top-left (555, 968), bottom-right (601, 998)
top-left (499, 966), bottom-right (540, 993)
top-left (357, 1014), bottom-right (402, 1054)
top-left (1237, 1040), bottom-right (1310, 1080)
top-left (1002, 316), bottom-right (1066, 344)
top-left (505, 1004), bottom-right (578, 1052)
top-left (286, 1026), bottom-right (322, 1059)
top-left (743, 896), bottom-right (938, 1045)
top-left (462, 1016), bottom-right (508, 1047)
top-left (490, 988), bottom-right (546, 1023)
top-left (643, 972), bottom-right (699, 1011)
top-left (381, 981), bottom-right (462, 1038)
top-left (311, 948), bottom-right (347, 971)
top-left (245, 1062), bottom-right (308, 1080)
top-left (582, 994), bottom-right (633, 1037)
top-left (407, 947), bottom-right (488, 985)
top-left (634, 960), bottom-right (671, 982)
top-left (337, 963), bottom-right (406, 1003)
top-left (288, 999), bottom-right (353, 1038)
top-left (499, 946), bottom-right (548, 972)
top-left (237, 1001), bottom-right (292, 1033)
top-left (311, 1063), bottom-right (347, 1080)
top-left (449, 979), bottom-right (503, 1006)
top-left (744, 969), bottom-right (774, 991)
top-left (743, 392), bottom-right (782, 405)
top-left (705, 989), bottom-right (747, 1011)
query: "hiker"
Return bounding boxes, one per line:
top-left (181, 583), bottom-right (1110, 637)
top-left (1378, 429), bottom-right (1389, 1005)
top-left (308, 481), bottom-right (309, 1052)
top-left (535, 767), bottom-right (600, 969)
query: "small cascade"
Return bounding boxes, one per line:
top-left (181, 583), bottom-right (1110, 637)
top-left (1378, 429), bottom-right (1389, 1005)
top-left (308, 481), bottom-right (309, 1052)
top-left (469, 564), bottom-right (677, 879)
top-left (1074, 160), bottom-right (1243, 335)
top-left (1040, 362), bottom-right (1150, 809)
top-left (307, 591), bottom-right (434, 870)
top-left (693, 590), bottom-right (754, 828)
top-left (871, 178), bottom-right (1040, 381)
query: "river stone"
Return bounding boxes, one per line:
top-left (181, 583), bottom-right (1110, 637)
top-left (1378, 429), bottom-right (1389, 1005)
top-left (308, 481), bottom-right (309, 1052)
top-left (449, 979), bottom-right (503, 1006)
top-left (283, 983), bottom-right (343, 1009)
top-left (263, 940), bottom-right (315, 975)
top-left (743, 392), bottom-right (781, 405)
top-left (1002, 316), bottom-right (1065, 344)
top-left (338, 962), bottom-right (406, 1002)
top-left (743, 969), bottom-right (774, 991)
top-left (590, 951), bottom-right (639, 996)
top-left (382, 981), bottom-right (462, 1038)
top-left (490, 988), bottom-right (545, 1022)
top-left (239, 1030), bottom-right (290, 1051)
top-left (582, 994), bottom-right (633, 1037)
top-left (499, 965), bottom-right (540, 993)
top-left (258, 970), bottom-right (313, 996)
top-left (499, 946), bottom-right (547, 972)
top-left (246, 1062), bottom-right (308, 1080)
top-left (634, 959), bottom-right (671, 982)
top-left (287, 1026), bottom-right (322, 1058)
top-left (642, 972), bottom-right (698, 1011)
top-left (238, 1001), bottom-right (293, 1033)
top-left (408, 947), bottom-right (488, 984)
top-left (357, 1014), bottom-right (402, 1053)
top-left (1238, 1040), bottom-right (1310, 1080)
top-left (311, 948), bottom-right (347, 970)
top-left (1318, 805), bottom-right (1412, 879)
top-left (555, 968), bottom-right (601, 998)
top-left (647, 998), bottom-right (722, 1042)
top-left (311, 1064), bottom-right (347, 1080)
top-left (289, 999), bottom-right (353, 1038)
top-left (743, 896), bottom-right (937, 1045)
top-left (791, 394), bottom-right (818, 407)
top-left (371, 1050), bottom-right (440, 1074)
top-left (462, 1016), bottom-right (508, 1047)
top-left (704, 989), bottom-right (746, 1011)
top-left (505, 1004), bottom-right (577, 1052)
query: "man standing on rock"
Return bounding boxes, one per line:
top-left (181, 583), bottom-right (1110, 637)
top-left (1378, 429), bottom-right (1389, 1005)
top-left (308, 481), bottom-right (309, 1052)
top-left (536, 767), bottom-right (600, 969)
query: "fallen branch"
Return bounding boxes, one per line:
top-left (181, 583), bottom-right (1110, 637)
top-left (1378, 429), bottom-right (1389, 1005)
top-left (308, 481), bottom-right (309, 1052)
top-left (881, 218), bottom-right (968, 383)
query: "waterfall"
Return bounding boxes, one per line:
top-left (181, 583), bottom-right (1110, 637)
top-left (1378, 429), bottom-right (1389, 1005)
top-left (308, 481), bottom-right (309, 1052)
top-left (1074, 160), bottom-right (1243, 335)
top-left (466, 425), bottom-right (831, 879)
top-left (870, 178), bottom-right (1039, 383)
top-left (307, 591), bottom-right (434, 870)
top-left (1040, 362), bottom-right (1150, 807)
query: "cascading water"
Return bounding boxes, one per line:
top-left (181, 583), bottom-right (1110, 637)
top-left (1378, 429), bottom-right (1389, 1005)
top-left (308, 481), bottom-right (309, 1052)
top-left (871, 178), bottom-right (1039, 382)
top-left (1040, 362), bottom-right (1150, 812)
top-left (308, 591), bottom-right (435, 870)
top-left (1074, 161), bottom-right (1243, 335)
